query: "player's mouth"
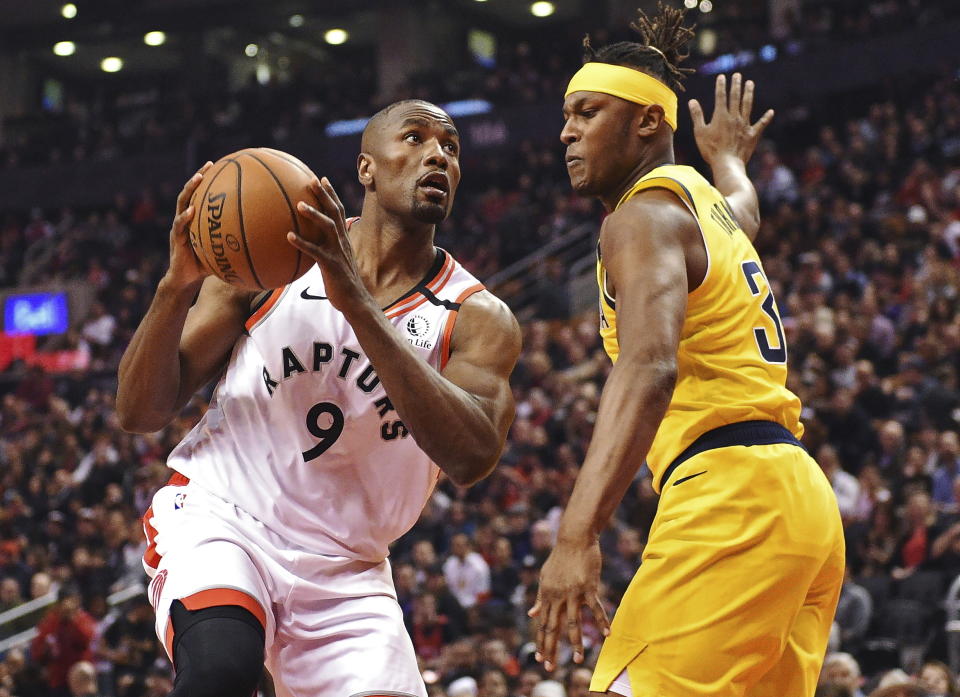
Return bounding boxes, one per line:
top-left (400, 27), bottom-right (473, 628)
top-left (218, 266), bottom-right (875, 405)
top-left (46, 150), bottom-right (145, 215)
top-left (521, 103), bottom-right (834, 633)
top-left (417, 171), bottom-right (450, 200)
top-left (566, 155), bottom-right (583, 169)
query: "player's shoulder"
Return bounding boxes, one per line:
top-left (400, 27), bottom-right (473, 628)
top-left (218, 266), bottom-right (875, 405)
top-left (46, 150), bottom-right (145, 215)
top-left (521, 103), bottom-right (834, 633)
top-left (455, 289), bottom-right (521, 355)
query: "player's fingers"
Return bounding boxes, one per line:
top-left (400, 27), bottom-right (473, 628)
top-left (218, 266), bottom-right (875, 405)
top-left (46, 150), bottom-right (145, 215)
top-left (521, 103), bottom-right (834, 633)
top-left (753, 109), bottom-right (775, 138)
top-left (714, 74), bottom-right (727, 115)
top-left (176, 171), bottom-right (202, 214)
top-left (320, 177), bottom-right (346, 220)
top-left (173, 205), bottom-right (195, 232)
top-left (565, 596), bottom-right (584, 664)
top-left (528, 600), bottom-right (541, 617)
top-left (542, 601), bottom-right (565, 672)
top-left (742, 79), bottom-right (755, 121)
top-left (285, 230), bottom-right (323, 258)
top-left (688, 99), bottom-right (706, 130)
top-left (730, 73), bottom-right (743, 116)
top-left (313, 179), bottom-right (347, 235)
top-left (589, 594), bottom-right (611, 637)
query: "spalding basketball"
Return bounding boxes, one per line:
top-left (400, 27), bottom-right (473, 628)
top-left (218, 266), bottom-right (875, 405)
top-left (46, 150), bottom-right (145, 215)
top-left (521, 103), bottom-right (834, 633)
top-left (188, 148), bottom-right (319, 290)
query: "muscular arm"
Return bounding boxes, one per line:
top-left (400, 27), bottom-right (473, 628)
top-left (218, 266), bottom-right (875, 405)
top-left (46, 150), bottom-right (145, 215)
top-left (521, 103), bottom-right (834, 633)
top-left (707, 155), bottom-right (762, 241)
top-left (557, 193), bottom-right (693, 543)
top-left (342, 290), bottom-right (521, 487)
top-left (116, 276), bottom-right (254, 433)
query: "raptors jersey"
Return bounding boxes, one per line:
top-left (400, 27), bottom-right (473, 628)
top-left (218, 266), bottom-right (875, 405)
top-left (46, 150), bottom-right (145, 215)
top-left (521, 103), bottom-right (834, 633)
top-left (167, 246), bottom-right (484, 562)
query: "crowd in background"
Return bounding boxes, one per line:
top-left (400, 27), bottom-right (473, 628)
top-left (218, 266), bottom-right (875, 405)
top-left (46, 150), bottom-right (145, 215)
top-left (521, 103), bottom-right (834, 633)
top-left (1, 2), bottom-right (960, 697)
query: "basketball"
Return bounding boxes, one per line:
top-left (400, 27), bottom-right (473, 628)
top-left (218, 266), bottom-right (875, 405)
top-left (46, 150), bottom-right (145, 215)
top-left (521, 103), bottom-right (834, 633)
top-left (188, 147), bottom-right (319, 290)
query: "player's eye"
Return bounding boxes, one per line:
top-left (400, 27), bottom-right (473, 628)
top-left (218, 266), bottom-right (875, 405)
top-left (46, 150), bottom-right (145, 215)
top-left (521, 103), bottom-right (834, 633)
top-left (404, 132), bottom-right (421, 143)
top-left (444, 142), bottom-right (459, 154)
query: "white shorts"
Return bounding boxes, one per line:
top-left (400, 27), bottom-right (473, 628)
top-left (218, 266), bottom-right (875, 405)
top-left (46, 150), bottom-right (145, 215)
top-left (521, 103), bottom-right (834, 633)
top-left (610, 668), bottom-right (633, 697)
top-left (143, 476), bottom-right (426, 697)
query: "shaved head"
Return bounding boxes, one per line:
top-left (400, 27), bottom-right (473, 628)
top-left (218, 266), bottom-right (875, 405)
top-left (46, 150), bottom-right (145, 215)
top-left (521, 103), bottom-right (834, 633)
top-left (361, 99), bottom-right (447, 153)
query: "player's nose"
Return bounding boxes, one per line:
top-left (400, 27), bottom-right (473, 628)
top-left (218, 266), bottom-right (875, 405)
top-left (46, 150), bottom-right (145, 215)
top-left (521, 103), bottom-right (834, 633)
top-left (422, 139), bottom-right (448, 170)
top-left (560, 121), bottom-right (579, 145)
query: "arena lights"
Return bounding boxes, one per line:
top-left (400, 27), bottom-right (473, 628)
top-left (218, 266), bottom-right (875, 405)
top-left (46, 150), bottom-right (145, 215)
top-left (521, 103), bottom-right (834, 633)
top-left (144, 31), bottom-right (166, 46)
top-left (699, 0), bottom-right (713, 12)
top-left (530, 2), bottom-right (555, 17)
top-left (100, 57), bottom-right (123, 72)
top-left (289, 14), bottom-right (304, 27)
top-left (245, 43), bottom-right (259, 57)
top-left (324, 29), bottom-right (348, 45)
top-left (684, 0), bottom-right (697, 7)
top-left (52, 41), bottom-right (75, 56)
top-left (61, 3), bottom-right (77, 19)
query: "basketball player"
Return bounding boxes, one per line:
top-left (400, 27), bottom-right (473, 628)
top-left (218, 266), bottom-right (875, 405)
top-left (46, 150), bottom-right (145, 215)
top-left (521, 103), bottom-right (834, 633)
top-left (529, 6), bottom-right (845, 696)
top-left (116, 99), bottom-right (521, 697)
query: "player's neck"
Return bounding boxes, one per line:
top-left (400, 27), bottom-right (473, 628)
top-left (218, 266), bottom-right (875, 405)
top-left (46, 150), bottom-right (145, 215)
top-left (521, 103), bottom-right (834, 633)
top-left (601, 142), bottom-right (675, 212)
top-left (348, 211), bottom-right (437, 294)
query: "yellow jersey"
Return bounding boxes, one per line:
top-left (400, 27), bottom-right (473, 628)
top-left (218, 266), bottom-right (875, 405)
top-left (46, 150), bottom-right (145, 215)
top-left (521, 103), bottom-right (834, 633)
top-left (597, 164), bottom-right (803, 491)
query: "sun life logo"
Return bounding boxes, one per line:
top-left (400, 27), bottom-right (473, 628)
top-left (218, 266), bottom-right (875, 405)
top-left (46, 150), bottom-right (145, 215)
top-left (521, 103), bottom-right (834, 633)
top-left (406, 315), bottom-right (431, 337)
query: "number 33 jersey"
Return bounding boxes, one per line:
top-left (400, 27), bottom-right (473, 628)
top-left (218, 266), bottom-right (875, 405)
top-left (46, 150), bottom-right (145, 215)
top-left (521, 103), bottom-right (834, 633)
top-left (167, 247), bottom-right (484, 562)
top-left (596, 165), bottom-right (803, 490)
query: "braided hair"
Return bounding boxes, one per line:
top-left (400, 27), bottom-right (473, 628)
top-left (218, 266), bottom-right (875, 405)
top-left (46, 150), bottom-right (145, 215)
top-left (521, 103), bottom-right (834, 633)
top-left (582, 2), bottom-right (696, 92)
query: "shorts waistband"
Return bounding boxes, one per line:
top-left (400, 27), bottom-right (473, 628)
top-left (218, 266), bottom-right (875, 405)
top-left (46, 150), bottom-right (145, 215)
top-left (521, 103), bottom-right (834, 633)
top-left (658, 420), bottom-right (805, 490)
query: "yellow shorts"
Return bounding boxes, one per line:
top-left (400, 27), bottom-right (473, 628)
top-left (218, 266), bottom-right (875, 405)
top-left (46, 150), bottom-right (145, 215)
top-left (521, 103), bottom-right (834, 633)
top-left (591, 441), bottom-right (845, 697)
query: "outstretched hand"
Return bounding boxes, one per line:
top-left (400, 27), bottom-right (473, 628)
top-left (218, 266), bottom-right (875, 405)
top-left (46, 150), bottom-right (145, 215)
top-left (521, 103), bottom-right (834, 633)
top-left (529, 538), bottom-right (610, 672)
top-left (286, 177), bottom-right (368, 312)
top-left (688, 73), bottom-right (774, 168)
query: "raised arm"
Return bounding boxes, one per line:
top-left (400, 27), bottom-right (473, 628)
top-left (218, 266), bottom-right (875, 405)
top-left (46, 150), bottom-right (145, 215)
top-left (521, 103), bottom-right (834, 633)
top-left (116, 163), bottom-right (256, 433)
top-left (287, 178), bottom-right (522, 487)
top-left (688, 73), bottom-right (774, 241)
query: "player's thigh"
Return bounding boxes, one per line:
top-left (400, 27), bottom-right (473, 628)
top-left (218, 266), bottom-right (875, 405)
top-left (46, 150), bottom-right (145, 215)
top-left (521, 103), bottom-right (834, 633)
top-left (591, 445), bottom-right (841, 696)
top-left (747, 532), bottom-right (845, 697)
top-left (269, 593), bottom-right (425, 697)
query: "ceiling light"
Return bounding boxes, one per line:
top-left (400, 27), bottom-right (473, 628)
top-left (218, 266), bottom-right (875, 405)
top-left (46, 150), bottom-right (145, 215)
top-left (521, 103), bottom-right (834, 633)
top-left (324, 29), bottom-right (348, 45)
top-left (684, 0), bottom-right (697, 7)
top-left (53, 41), bottom-right (75, 56)
top-left (530, 1), bottom-right (555, 17)
top-left (700, 0), bottom-right (713, 11)
top-left (289, 14), bottom-right (304, 27)
top-left (100, 57), bottom-right (123, 73)
top-left (144, 31), bottom-right (166, 46)
top-left (61, 3), bottom-right (77, 19)
top-left (245, 43), bottom-right (259, 57)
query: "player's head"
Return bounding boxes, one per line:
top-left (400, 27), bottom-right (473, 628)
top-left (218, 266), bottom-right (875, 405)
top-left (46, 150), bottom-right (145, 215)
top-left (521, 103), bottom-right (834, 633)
top-left (561, 2), bottom-right (694, 199)
top-left (358, 99), bottom-right (461, 225)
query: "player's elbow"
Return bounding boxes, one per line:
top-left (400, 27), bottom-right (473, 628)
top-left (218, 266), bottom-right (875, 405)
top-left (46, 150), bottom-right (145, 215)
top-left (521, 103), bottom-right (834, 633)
top-left (620, 355), bottom-right (678, 402)
top-left (443, 443), bottom-right (502, 488)
top-left (115, 402), bottom-right (169, 434)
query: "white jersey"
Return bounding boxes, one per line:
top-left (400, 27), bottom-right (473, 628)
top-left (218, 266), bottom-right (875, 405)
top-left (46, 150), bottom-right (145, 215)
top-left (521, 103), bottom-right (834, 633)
top-left (167, 246), bottom-right (484, 563)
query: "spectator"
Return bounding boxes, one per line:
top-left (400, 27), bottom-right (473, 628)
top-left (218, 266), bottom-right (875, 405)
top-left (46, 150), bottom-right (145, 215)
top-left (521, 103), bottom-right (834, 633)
top-left (564, 667), bottom-right (592, 697)
top-left (917, 660), bottom-right (958, 697)
top-left (821, 652), bottom-right (866, 697)
top-left (444, 533), bottom-right (491, 609)
top-left (66, 661), bottom-right (99, 697)
top-left (30, 585), bottom-right (96, 697)
top-left (834, 568), bottom-right (873, 652)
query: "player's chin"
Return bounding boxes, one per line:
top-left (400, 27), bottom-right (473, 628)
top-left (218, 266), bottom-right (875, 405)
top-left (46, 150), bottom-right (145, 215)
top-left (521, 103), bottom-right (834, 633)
top-left (412, 200), bottom-right (450, 224)
top-left (568, 172), bottom-right (595, 197)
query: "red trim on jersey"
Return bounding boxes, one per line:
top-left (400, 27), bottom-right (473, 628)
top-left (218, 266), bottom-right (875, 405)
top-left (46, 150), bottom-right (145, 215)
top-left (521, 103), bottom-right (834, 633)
top-left (164, 620), bottom-right (175, 659)
top-left (383, 253), bottom-right (455, 319)
top-left (245, 287), bottom-right (284, 332)
top-left (141, 473), bottom-right (190, 570)
top-left (180, 588), bottom-right (268, 629)
top-left (439, 283), bottom-right (485, 370)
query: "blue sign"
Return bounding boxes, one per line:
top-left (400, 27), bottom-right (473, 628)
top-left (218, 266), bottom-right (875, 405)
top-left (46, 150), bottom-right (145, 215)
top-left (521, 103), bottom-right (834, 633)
top-left (4, 292), bottom-right (69, 335)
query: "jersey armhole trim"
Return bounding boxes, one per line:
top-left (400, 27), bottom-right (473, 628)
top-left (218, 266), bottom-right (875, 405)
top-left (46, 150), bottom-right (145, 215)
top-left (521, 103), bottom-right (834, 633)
top-left (439, 283), bottom-right (486, 370)
top-left (245, 286), bottom-right (287, 333)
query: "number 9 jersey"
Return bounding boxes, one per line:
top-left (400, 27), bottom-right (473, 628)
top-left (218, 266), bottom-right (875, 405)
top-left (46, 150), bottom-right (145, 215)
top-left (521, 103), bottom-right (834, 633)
top-left (596, 164), bottom-right (803, 492)
top-left (166, 246), bottom-right (484, 562)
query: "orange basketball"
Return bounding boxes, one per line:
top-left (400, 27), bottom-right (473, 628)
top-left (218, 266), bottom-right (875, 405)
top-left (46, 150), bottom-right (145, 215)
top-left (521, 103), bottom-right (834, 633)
top-left (188, 147), bottom-right (319, 290)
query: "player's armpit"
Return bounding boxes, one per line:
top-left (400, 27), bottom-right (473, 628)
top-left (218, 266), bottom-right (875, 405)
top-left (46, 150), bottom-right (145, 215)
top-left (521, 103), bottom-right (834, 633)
top-left (440, 290), bottom-right (522, 481)
top-left (175, 276), bottom-right (257, 409)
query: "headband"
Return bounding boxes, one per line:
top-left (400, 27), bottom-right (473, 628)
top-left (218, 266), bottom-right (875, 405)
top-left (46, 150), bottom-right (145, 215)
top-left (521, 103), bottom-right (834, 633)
top-left (565, 62), bottom-right (678, 131)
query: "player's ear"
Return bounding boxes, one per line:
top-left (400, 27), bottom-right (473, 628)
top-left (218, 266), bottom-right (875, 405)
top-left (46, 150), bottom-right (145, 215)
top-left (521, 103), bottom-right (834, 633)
top-left (637, 104), bottom-right (666, 136)
top-left (357, 153), bottom-right (375, 188)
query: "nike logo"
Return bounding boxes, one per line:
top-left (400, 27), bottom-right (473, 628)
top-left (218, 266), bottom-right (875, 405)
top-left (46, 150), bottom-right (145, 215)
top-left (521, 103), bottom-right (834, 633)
top-left (300, 288), bottom-right (328, 301)
top-left (672, 470), bottom-right (707, 486)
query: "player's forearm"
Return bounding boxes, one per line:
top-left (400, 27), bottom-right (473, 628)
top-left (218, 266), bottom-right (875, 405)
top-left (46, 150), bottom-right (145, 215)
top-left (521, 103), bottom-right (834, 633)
top-left (116, 276), bottom-right (199, 433)
top-left (557, 356), bottom-right (677, 544)
top-left (343, 300), bottom-right (501, 486)
top-left (708, 154), bottom-right (761, 240)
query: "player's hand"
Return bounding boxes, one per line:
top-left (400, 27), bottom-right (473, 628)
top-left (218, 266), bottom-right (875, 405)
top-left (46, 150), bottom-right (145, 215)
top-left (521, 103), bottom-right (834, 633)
top-left (164, 161), bottom-right (214, 290)
top-left (688, 73), bottom-right (773, 169)
top-left (529, 537), bottom-right (610, 672)
top-left (287, 177), bottom-right (367, 312)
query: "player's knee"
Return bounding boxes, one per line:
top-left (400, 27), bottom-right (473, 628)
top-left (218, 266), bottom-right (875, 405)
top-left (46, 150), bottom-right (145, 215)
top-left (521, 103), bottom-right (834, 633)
top-left (169, 600), bottom-right (265, 697)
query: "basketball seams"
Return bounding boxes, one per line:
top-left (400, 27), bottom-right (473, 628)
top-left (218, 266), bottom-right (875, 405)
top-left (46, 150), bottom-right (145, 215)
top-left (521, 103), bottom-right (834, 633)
top-left (255, 147), bottom-right (314, 178)
top-left (240, 151), bottom-right (303, 286)
top-left (232, 159), bottom-right (265, 290)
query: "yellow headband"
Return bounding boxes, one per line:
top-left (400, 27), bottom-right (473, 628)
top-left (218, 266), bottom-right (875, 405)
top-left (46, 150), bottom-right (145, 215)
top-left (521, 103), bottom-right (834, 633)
top-left (565, 62), bottom-right (678, 131)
